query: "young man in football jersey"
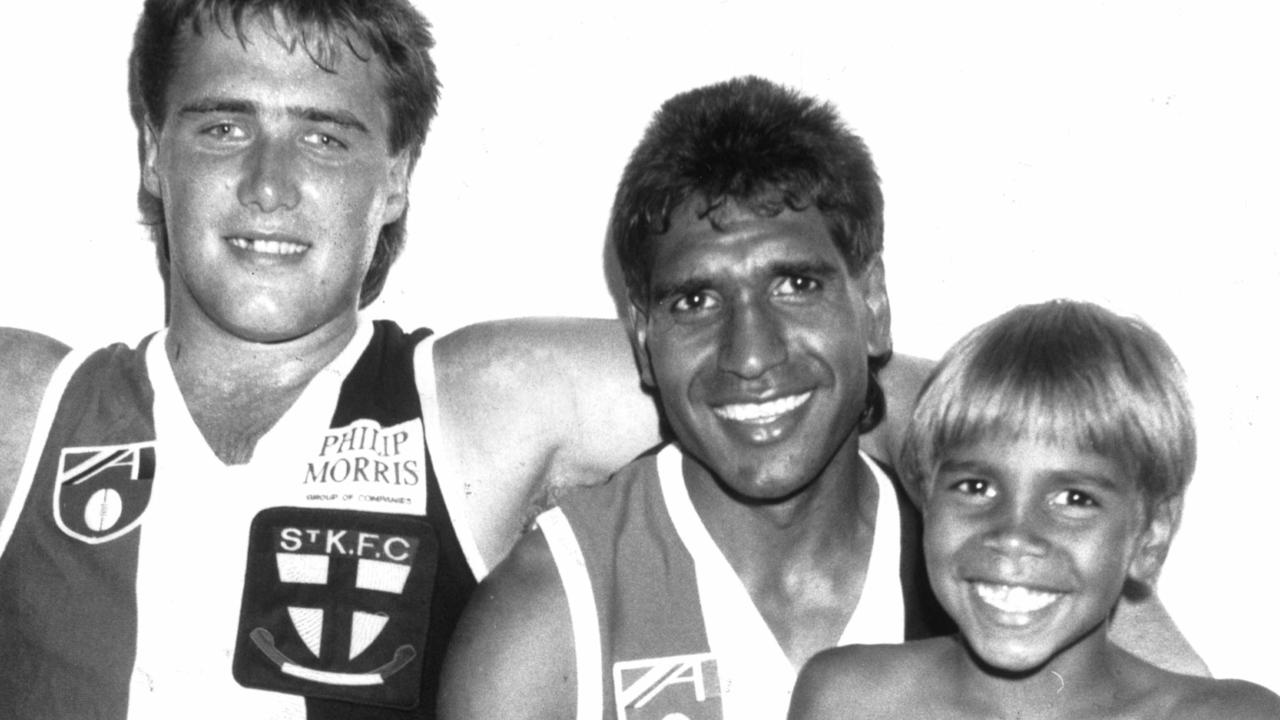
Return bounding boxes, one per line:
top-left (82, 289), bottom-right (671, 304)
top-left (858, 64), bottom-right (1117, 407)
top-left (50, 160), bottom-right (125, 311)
top-left (0, 2), bottom-right (656, 718)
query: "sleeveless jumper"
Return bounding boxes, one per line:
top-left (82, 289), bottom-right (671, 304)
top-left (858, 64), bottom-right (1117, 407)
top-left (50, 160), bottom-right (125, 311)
top-left (0, 320), bottom-right (475, 719)
top-left (539, 443), bottom-right (953, 720)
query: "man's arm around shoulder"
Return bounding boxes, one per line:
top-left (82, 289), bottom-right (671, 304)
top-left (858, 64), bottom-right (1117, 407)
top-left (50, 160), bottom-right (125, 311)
top-left (1111, 590), bottom-right (1210, 677)
top-left (425, 317), bottom-right (661, 569)
top-left (0, 328), bottom-right (70, 520)
top-left (862, 352), bottom-right (933, 468)
top-left (438, 526), bottom-right (577, 719)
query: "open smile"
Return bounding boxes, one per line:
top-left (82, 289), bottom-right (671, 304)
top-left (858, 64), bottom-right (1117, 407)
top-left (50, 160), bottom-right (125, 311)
top-left (711, 391), bottom-right (812, 424)
top-left (226, 236), bottom-right (309, 256)
top-left (969, 581), bottom-right (1066, 625)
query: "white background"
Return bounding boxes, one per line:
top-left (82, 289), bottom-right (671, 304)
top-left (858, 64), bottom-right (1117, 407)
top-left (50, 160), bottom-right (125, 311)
top-left (2, 1), bottom-right (1277, 691)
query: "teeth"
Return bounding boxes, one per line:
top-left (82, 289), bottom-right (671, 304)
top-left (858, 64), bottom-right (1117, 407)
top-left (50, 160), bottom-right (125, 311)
top-left (228, 237), bottom-right (306, 255)
top-left (713, 392), bottom-right (811, 423)
top-left (974, 583), bottom-right (1062, 614)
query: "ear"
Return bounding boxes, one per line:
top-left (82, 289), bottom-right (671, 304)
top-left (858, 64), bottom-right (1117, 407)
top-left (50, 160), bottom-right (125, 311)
top-left (381, 150), bottom-right (411, 225)
top-left (1128, 495), bottom-right (1182, 585)
top-left (859, 254), bottom-right (892, 357)
top-left (142, 123), bottom-right (163, 199)
top-left (625, 301), bottom-right (656, 389)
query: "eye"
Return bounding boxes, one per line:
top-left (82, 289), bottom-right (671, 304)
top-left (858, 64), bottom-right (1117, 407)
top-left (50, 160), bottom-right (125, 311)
top-left (670, 291), bottom-right (718, 314)
top-left (201, 122), bottom-right (247, 141)
top-left (303, 131), bottom-right (348, 150)
top-left (774, 275), bottom-right (821, 297)
top-left (1051, 489), bottom-right (1098, 508)
top-left (949, 478), bottom-right (996, 498)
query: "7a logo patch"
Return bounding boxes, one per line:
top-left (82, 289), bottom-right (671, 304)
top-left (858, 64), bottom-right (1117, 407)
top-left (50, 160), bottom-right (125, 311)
top-left (233, 507), bottom-right (438, 709)
top-left (53, 442), bottom-right (156, 544)
top-left (614, 653), bottom-right (723, 720)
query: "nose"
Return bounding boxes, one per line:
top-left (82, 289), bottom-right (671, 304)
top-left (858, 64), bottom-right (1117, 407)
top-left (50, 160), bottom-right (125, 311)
top-left (717, 300), bottom-right (787, 379)
top-left (982, 499), bottom-right (1050, 561)
top-left (237, 137), bottom-right (301, 212)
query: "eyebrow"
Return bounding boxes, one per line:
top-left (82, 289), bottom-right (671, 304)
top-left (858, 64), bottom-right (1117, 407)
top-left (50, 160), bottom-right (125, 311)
top-left (648, 276), bottom-right (712, 304)
top-left (291, 106), bottom-right (370, 134)
top-left (769, 259), bottom-right (843, 282)
top-left (935, 458), bottom-right (997, 477)
top-left (1045, 469), bottom-right (1124, 491)
top-left (176, 98), bottom-right (371, 135)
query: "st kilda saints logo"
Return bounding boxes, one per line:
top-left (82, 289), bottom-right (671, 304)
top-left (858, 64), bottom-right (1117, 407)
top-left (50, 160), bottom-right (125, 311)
top-left (233, 507), bottom-right (438, 709)
top-left (53, 442), bottom-right (156, 544)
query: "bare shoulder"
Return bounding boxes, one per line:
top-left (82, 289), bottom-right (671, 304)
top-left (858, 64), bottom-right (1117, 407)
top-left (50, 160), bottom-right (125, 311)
top-left (438, 526), bottom-right (575, 720)
top-left (0, 327), bottom-right (68, 391)
top-left (790, 639), bottom-right (949, 720)
top-left (1112, 649), bottom-right (1280, 719)
top-left (1167, 675), bottom-right (1280, 719)
top-left (863, 351), bottom-right (934, 469)
top-left (789, 646), bottom-right (865, 720)
top-left (425, 318), bottom-right (661, 568)
top-left (0, 328), bottom-right (71, 516)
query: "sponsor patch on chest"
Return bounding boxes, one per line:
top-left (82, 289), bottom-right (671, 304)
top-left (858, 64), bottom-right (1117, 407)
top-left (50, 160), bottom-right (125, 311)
top-left (299, 418), bottom-right (427, 513)
top-left (53, 442), bottom-right (156, 544)
top-left (613, 653), bottom-right (723, 720)
top-left (233, 507), bottom-right (438, 709)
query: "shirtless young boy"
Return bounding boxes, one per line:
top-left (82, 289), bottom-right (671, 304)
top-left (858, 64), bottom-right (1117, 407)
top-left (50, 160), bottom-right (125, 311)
top-left (788, 300), bottom-right (1280, 719)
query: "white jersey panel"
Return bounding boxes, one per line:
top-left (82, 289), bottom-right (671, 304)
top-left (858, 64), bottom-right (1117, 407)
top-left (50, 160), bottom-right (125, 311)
top-left (657, 444), bottom-right (904, 720)
top-left (127, 321), bottom-right (427, 719)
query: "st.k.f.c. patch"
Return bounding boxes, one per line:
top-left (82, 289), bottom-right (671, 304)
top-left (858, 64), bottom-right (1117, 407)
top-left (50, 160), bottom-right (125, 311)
top-left (233, 507), bottom-right (438, 709)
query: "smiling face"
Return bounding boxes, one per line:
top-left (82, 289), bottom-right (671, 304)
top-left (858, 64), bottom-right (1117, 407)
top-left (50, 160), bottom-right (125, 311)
top-left (143, 17), bottom-right (408, 344)
top-left (629, 200), bottom-right (890, 501)
top-left (923, 437), bottom-right (1162, 674)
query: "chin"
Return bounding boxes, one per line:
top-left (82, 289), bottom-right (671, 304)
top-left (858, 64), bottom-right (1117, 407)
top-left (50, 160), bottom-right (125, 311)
top-left (226, 296), bottom-right (358, 343)
top-left (964, 638), bottom-right (1061, 677)
top-left (214, 312), bottom-right (322, 345)
top-left (961, 619), bottom-right (1106, 679)
top-left (715, 462), bottom-right (819, 503)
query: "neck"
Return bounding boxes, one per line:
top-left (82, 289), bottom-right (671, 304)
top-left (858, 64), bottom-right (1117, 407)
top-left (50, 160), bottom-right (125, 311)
top-left (684, 439), bottom-right (879, 668)
top-left (164, 312), bottom-right (360, 464)
top-left (685, 439), bottom-right (874, 555)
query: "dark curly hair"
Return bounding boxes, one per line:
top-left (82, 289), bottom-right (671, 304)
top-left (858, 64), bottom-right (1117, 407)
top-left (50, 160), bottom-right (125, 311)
top-left (611, 75), bottom-right (883, 305)
top-left (612, 76), bottom-right (889, 432)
